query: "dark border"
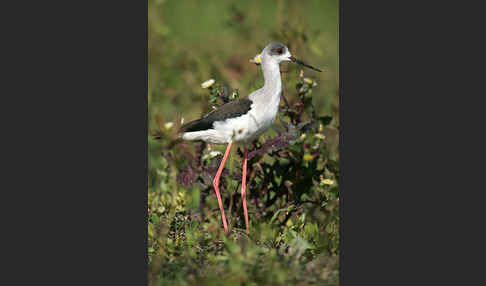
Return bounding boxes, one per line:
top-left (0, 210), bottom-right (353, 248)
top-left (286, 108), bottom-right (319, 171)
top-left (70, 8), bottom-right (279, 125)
top-left (6, 1), bottom-right (149, 284)
top-left (338, 0), bottom-right (475, 284)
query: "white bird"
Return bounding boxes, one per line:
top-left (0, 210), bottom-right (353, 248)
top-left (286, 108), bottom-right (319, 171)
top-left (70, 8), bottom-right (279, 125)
top-left (179, 42), bottom-right (321, 234)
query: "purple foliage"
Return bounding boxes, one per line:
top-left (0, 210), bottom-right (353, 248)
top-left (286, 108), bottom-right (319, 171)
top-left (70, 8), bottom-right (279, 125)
top-left (248, 134), bottom-right (289, 160)
top-left (177, 165), bottom-right (198, 187)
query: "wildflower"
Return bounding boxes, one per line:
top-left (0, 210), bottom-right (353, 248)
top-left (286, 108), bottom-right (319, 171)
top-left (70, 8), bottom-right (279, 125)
top-left (209, 151), bottom-right (222, 158)
top-left (314, 133), bottom-right (325, 140)
top-left (230, 90), bottom-right (239, 100)
top-left (303, 153), bottom-right (314, 161)
top-left (250, 54), bottom-right (262, 65)
top-left (299, 134), bottom-right (307, 141)
top-left (201, 79), bottom-right (215, 89)
top-left (304, 77), bottom-right (313, 85)
top-left (202, 151), bottom-right (222, 161)
top-left (164, 122), bottom-right (174, 130)
top-left (322, 179), bottom-right (334, 185)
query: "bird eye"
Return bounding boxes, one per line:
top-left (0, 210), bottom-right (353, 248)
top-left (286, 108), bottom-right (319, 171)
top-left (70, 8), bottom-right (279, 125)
top-left (276, 48), bottom-right (283, 54)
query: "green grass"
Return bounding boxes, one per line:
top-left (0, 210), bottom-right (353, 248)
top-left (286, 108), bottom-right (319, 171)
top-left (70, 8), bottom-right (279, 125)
top-left (149, 1), bottom-right (339, 285)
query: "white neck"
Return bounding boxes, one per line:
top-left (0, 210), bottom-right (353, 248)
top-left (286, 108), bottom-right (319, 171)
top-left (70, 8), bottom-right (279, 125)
top-left (261, 57), bottom-right (282, 101)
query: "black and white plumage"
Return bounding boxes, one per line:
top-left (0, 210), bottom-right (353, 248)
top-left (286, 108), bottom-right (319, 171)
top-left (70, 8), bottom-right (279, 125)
top-left (177, 42), bottom-right (321, 234)
top-left (179, 97), bottom-right (254, 142)
top-left (180, 42), bottom-right (321, 145)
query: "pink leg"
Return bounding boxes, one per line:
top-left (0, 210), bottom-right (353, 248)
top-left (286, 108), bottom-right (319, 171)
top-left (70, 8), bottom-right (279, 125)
top-left (213, 142), bottom-right (233, 234)
top-left (241, 148), bottom-right (249, 234)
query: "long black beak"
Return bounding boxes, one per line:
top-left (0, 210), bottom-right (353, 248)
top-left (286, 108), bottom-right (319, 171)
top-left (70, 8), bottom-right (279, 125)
top-left (289, 56), bottom-right (322, 72)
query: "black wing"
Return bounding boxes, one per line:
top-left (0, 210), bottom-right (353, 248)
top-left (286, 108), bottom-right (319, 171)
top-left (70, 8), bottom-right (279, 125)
top-left (179, 97), bottom-right (253, 133)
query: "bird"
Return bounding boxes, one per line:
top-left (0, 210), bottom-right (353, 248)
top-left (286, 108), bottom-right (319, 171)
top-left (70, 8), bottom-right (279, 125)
top-left (178, 42), bottom-right (321, 235)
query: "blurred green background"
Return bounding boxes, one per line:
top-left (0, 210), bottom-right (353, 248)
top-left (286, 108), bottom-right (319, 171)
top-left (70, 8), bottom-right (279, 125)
top-left (149, 1), bottom-right (339, 285)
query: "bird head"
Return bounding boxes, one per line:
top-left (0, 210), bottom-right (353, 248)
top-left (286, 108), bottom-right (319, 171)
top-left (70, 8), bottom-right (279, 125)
top-left (261, 42), bottom-right (322, 72)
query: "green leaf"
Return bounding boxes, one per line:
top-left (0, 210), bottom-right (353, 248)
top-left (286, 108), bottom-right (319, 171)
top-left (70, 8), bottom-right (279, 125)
top-left (304, 222), bottom-right (318, 240)
top-left (326, 222), bottom-right (335, 234)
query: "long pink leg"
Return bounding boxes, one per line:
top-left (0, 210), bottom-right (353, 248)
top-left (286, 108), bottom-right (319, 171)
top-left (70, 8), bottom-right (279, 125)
top-left (241, 148), bottom-right (250, 234)
top-left (213, 141), bottom-right (233, 234)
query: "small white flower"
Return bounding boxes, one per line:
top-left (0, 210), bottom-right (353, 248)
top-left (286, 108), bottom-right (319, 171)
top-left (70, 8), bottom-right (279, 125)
top-left (202, 151), bottom-right (222, 160)
top-left (299, 134), bottom-right (307, 141)
top-left (180, 117), bottom-right (184, 125)
top-left (201, 79), bottom-right (215, 89)
top-left (250, 54), bottom-right (262, 65)
top-left (202, 151), bottom-right (222, 161)
top-left (164, 122), bottom-right (174, 130)
top-left (314, 133), bottom-right (325, 140)
top-left (209, 151), bottom-right (222, 158)
top-left (230, 91), bottom-right (238, 99)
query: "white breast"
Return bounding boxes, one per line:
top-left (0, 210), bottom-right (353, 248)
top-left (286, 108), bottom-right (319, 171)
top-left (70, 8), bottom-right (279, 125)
top-left (211, 101), bottom-right (278, 143)
top-left (181, 58), bottom-right (283, 145)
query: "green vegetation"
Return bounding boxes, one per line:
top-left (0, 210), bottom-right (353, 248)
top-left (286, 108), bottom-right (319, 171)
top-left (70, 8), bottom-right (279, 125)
top-left (149, 1), bottom-right (339, 285)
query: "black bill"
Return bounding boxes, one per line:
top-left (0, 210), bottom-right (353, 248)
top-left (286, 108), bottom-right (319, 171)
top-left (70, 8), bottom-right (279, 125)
top-left (289, 56), bottom-right (322, 72)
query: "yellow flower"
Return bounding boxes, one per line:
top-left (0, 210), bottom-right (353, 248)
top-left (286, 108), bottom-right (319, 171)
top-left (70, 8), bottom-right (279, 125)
top-left (164, 122), bottom-right (174, 130)
top-left (201, 79), bottom-right (215, 88)
top-left (322, 179), bottom-right (334, 185)
top-left (303, 154), bottom-right (314, 161)
top-left (250, 54), bottom-right (262, 65)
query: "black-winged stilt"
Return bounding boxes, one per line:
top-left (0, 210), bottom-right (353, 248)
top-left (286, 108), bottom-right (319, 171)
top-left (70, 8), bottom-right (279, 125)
top-left (179, 42), bottom-right (321, 234)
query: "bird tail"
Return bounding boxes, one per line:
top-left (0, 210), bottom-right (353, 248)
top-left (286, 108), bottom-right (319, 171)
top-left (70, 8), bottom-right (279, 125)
top-left (178, 119), bottom-right (200, 133)
top-left (178, 117), bottom-right (212, 133)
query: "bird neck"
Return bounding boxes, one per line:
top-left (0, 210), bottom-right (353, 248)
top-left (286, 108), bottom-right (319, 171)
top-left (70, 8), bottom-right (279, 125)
top-left (262, 60), bottom-right (282, 98)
